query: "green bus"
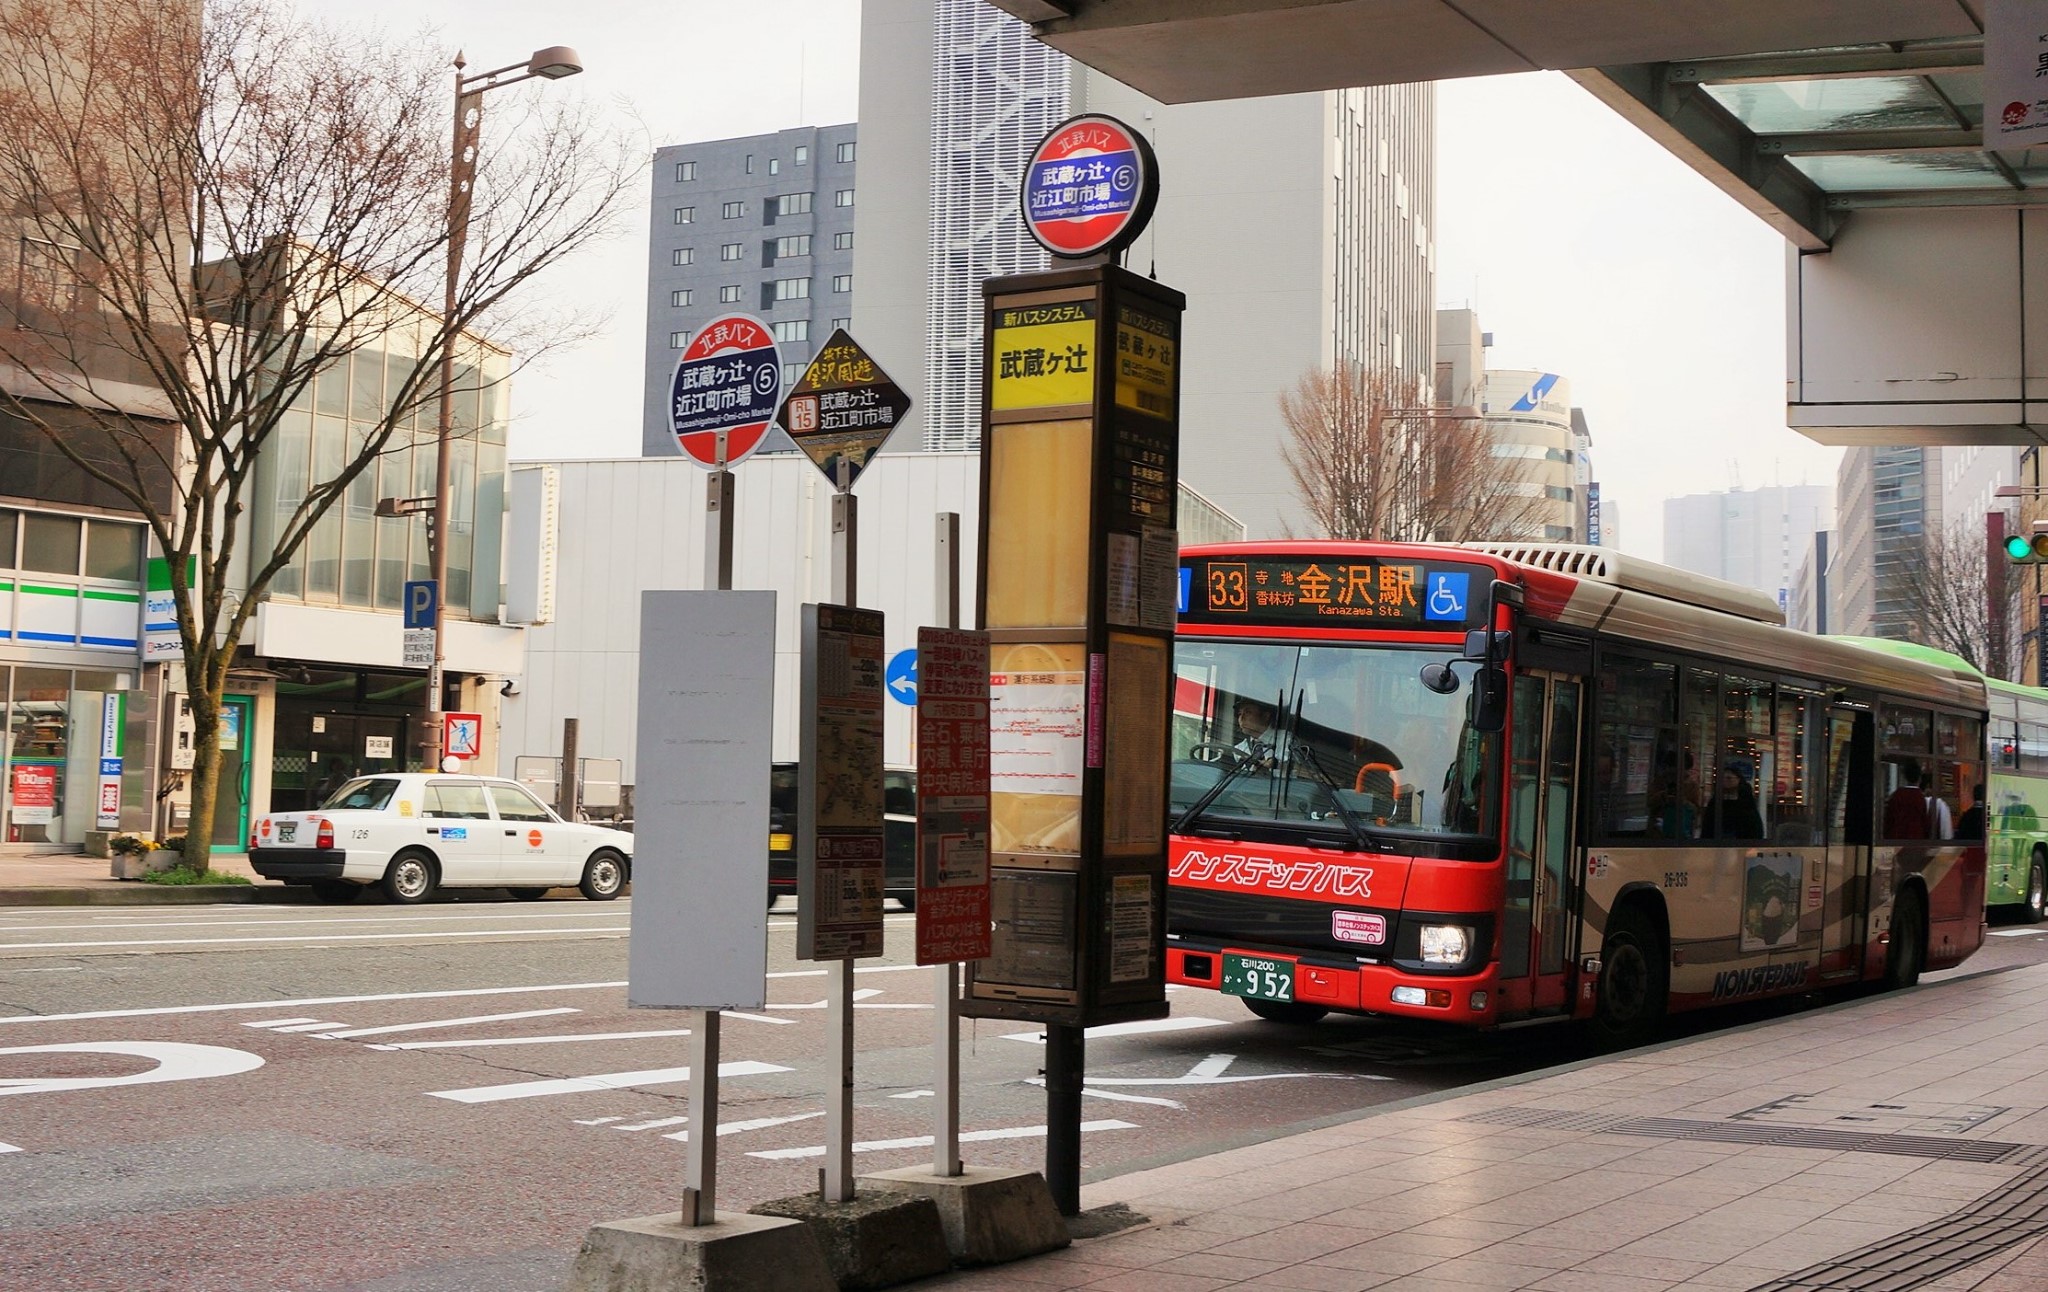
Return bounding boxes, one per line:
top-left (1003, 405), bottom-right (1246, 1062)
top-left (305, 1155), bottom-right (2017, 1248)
top-left (1837, 638), bottom-right (2048, 921)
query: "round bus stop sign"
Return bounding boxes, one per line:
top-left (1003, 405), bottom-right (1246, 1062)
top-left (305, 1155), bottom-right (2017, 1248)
top-left (668, 314), bottom-right (783, 468)
top-left (1020, 114), bottom-right (1159, 260)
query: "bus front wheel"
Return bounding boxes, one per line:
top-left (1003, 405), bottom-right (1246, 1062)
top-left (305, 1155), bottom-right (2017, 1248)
top-left (1242, 998), bottom-right (1328, 1025)
top-left (1592, 905), bottom-right (1668, 1048)
top-left (2026, 853), bottom-right (2046, 925)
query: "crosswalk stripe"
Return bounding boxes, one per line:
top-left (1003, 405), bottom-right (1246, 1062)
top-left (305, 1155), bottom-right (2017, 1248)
top-left (316, 1008), bottom-right (579, 1039)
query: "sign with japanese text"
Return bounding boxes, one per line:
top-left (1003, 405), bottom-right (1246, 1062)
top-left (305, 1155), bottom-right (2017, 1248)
top-left (988, 642), bottom-right (1086, 858)
top-left (444, 712), bottom-right (483, 761)
top-left (990, 300), bottom-right (1095, 412)
top-left (142, 556), bottom-right (193, 660)
top-left (1179, 556), bottom-right (1492, 630)
top-left (668, 313), bottom-right (783, 469)
top-left (915, 627), bottom-right (992, 965)
top-left (1021, 114), bottom-right (1159, 259)
top-left (774, 329), bottom-right (912, 488)
top-left (9, 763), bottom-right (56, 825)
top-left (96, 693), bottom-right (123, 830)
top-left (1988, 0), bottom-right (2048, 149)
top-left (798, 604), bottom-right (887, 960)
top-left (1114, 305), bottom-right (1176, 420)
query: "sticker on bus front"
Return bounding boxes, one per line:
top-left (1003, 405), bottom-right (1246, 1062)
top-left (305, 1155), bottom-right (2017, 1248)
top-left (1332, 912), bottom-right (1386, 945)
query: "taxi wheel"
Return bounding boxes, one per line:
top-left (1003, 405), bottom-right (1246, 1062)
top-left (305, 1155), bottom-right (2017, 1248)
top-left (1243, 998), bottom-right (1328, 1025)
top-left (580, 849), bottom-right (627, 901)
top-left (382, 850), bottom-right (439, 905)
top-left (506, 887), bottom-right (552, 901)
top-left (309, 880), bottom-right (360, 904)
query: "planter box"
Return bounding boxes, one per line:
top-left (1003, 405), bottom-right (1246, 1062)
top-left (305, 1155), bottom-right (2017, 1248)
top-left (110, 851), bottom-right (177, 880)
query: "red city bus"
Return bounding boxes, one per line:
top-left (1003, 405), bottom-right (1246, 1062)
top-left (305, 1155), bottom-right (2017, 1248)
top-left (1167, 541), bottom-right (1988, 1040)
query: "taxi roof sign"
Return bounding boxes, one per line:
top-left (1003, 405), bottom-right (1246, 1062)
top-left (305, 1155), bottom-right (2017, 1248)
top-left (1021, 114), bottom-right (1159, 260)
top-left (774, 328), bottom-right (912, 489)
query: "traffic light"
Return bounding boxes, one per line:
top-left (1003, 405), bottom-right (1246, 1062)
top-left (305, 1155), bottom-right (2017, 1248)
top-left (2006, 531), bottom-right (2048, 563)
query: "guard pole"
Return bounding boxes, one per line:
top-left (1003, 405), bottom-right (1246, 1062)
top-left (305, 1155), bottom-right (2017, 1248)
top-left (933, 511), bottom-right (963, 1176)
top-left (824, 461), bottom-right (858, 1202)
top-left (683, 434), bottom-right (736, 1226)
top-left (556, 717), bottom-right (580, 822)
top-left (1045, 1024), bottom-right (1084, 1215)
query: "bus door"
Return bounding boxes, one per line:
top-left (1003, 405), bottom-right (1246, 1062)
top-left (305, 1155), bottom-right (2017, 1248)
top-left (1821, 706), bottom-right (1873, 977)
top-left (1502, 670), bottom-right (1583, 1012)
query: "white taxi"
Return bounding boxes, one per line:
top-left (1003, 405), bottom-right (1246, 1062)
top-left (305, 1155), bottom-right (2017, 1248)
top-left (248, 773), bottom-right (633, 905)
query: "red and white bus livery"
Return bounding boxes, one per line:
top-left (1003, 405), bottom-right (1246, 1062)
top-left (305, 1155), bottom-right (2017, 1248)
top-left (1166, 541), bottom-right (1986, 1040)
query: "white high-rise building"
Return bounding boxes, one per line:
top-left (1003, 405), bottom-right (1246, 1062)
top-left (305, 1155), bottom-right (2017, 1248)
top-left (855, 0), bottom-right (1435, 538)
top-left (1662, 484), bottom-right (1834, 611)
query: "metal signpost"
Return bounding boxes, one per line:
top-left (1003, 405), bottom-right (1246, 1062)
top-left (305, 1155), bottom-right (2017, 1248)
top-left (640, 312), bottom-right (784, 1229)
top-left (778, 329), bottom-right (912, 1204)
top-left (964, 114), bottom-right (1178, 1216)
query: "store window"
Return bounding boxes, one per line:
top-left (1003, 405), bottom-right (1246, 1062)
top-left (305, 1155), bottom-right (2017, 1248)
top-left (22, 513), bottom-right (80, 573)
top-left (2, 665), bottom-right (131, 847)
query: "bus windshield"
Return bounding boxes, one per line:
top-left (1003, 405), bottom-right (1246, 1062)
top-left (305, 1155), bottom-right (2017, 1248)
top-left (1171, 639), bottom-right (1501, 857)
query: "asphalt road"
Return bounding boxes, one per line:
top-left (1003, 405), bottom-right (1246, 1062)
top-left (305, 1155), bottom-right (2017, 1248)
top-left (2, 896), bottom-right (2043, 1292)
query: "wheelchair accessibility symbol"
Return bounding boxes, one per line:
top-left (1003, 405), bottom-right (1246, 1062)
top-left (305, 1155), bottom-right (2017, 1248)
top-left (1424, 572), bottom-right (1470, 622)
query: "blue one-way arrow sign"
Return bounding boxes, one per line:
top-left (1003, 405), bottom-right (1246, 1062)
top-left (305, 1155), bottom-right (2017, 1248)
top-left (885, 649), bottom-right (918, 706)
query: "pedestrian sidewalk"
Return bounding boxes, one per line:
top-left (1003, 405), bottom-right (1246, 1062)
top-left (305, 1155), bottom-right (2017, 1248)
top-left (0, 849), bottom-right (284, 904)
top-left (934, 964), bottom-right (2048, 1291)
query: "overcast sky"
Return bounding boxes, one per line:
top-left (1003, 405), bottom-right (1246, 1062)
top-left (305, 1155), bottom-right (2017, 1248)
top-left (326, 1), bottom-right (1839, 562)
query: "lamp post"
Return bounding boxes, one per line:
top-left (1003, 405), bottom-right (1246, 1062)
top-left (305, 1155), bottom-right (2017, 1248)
top-left (422, 45), bottom-right (582, 771)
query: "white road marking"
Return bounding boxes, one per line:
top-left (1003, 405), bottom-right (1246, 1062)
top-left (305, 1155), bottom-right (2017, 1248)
top-left (266, 1021), bottom-right (348, 1033)
top-left (749, 1120), bottom-right (1138, 1160)
top-left (314, 1007), bottom-right (579, 1039)
top-left (573, 1116), bottom-right (626, 1126)
top-left (0, 1141), bottom-right (20, 1153)
top-left (5, 909), bottom-right (624, 934)
top-left (1077, 1053), bottom-right (1389, 1088)
top-left (388, 1027), bottom-right (694, 1051)
top-left (663, 1111), bottom-right (827, 1142)
top-left (429, 1059), bottom-right (789, 1104)
top-left (1990, 928), bottom-right (2047, 937)
top-left (0, 1041), bottom-right (264, 1097)
top-left (0, 926), bottom-right (629, 952)
top-left (0, 980), bottom-right (628, 1026)
top-left (1022, 1079), bottom-right (1186, 1110)
top-left (721, 1012), bottom-right (797, 1026)
top-left (889, 1090), bottom-right (936, 1100)
top-left (241, 1018), bottom-right (325, 1029)
top-left (613, 1115), bottom-right (689, 1132)
top-left (764, 963), bottom-right (927, 980)
top-left (771, 988), bottom-right (885, 1011)
top-left (1001, 1016), bottom-right (1227, 1044)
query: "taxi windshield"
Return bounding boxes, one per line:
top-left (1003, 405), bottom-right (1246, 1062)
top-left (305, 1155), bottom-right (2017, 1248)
top-left (1171, 639), bottom-right (1501, 859)
top-left (321, 778), bottom-right (399, 811)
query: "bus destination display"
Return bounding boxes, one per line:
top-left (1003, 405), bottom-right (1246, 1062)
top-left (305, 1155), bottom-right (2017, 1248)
top-left (1180, 557), bottom-right (1488, 629)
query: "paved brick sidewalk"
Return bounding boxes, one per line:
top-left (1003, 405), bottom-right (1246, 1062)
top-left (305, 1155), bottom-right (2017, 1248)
top-left (930, 965), bottom-right (2048, 1291)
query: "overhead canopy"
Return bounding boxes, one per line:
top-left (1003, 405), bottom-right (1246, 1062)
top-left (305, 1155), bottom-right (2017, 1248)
top-left (986, 1), bottom-right (2017, 251)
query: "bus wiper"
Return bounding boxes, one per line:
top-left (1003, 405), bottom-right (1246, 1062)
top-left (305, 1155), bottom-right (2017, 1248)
top-left (1172, 748), bottom-right (1261, 836)
top-left (1290, 743), bottom-right (1385, 853)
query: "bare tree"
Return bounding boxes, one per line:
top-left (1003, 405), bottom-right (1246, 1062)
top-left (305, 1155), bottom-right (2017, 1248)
top-left (1882, 520), bottom-right (2016, 678)
top-left (0, 0), bottom-right (633, 870)
top-left (1279, 363), bottom-right (1552, 542)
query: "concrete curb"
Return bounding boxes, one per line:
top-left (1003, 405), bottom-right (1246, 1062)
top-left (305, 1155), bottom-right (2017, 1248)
top-left (0, 884), bottom-right (310, 906)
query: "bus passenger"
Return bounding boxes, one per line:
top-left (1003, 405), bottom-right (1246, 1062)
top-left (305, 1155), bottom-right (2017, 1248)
top-left (1884, 759), bottom-right (1928, 839)
top-left (1957, 783), bottom-right (1986, 841)
top-left (1920, 767), bottom-right (1953, 841)
top-left (1713, 760), bottom-right (1764, 840)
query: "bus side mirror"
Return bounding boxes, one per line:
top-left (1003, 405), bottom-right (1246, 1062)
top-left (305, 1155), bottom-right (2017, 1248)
top-left (1421, 662), bottom-right (1460, 695)
top-left (1473, 667), bottom-right (1508, 733)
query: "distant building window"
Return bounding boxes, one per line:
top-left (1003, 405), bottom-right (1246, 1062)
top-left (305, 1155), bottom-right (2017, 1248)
top-left (773, 235), bottom-right (811, 259)
top-left (745, 154), bottom-right (755, 174)
top-left (1545, 485), bottom-right (1574, 502)
top-left (671, 247), bottom-right (694, 266)
top-left (769, 157), bottom-right (781, 175)
top-left (720, 243), bottom-right (743, 261)
top-left (772, 277), bottom-right (810, 301)
top-left (673, 206), bottom-right (694, 224)
top-left (794, 145), bottom-right (809, 165)
top-left (722, 201), bottom-right (745, 219)
top-left (668, 331), bottom-right (690, 349)
top-left (831, 274), bottom-right (852, 294)
top-left (782, 362), bottom-right (808, 385)
top-left (719, 284), bottom-right (742, 303)
top-left (776, 192), bottom-right (813, 217)
top-left (833, 231), bottom-right (853, 250)
top-left (836, 142), bottom-right (856, 163)
top-left (670, 289), bottom-right (692, 308)
top-left (831, 317), bottom-right (851, 332)
top-left (675, 161), bottom-right (696, 182)
top-left (834, 189), bottom-right (854, 207)
top-left (772, 319), bottom-right (809, 343)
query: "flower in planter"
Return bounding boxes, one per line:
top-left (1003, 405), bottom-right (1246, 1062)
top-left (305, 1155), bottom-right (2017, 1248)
top-left (108, 833), bottom-right (159, 856)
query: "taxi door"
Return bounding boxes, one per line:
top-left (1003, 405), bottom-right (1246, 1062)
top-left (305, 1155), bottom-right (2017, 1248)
top-left (419, 779), bottom-right (504, 883)
top-left (490, 782), bottom-right (581, 887)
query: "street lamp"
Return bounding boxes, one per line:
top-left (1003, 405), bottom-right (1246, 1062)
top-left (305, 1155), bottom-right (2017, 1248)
top-left (422, 46), bottom-right (582, 772)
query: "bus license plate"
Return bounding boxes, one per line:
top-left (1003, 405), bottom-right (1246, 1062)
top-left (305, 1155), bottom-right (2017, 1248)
top-left (1221, 954), bottom-right (1294, 1002)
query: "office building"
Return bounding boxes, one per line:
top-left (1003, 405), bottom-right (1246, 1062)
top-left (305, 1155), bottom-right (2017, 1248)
top-left (1832, 447), bottom-right (1939, 640)
top-left (856, 0), bottom-right (1436, 538)
top-left (1480, 369), bottom-right (1584, 543)
top-left (643, 125), bottom-right (860, 457)
top-left (1661, 484), bottom-right (1833, 609)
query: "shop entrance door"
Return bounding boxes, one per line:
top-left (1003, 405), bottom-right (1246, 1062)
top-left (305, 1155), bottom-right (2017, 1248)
top-left (210, 695), bottom-right (254, 851)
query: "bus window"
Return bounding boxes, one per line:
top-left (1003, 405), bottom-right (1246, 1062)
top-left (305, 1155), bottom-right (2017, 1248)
top-left (1714, 677), bottom-right (1770, 841)
top-left (1679, 668), bottom-right (1719, 839)
top-left (1768, 693), bottom-right (1822, 845)
top-left (1593, 656), bottom-right (1675, 838)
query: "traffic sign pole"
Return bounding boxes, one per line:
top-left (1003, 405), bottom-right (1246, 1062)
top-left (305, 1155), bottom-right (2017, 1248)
top-left (933, 511), bottom-right (962, 1178)
top-left (823, 476), bottom-right (859, 1204)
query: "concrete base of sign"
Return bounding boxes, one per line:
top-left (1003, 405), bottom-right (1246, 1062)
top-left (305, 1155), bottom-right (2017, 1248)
top-left (749, 1189), bottom-right (952, 1291)
top-left (856, 1165), bottom-right (1070, 1267)
top-left (564, 1211), bottom-right (835, 1292)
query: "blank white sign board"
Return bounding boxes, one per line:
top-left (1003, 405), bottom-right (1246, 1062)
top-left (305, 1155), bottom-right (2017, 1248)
top-left (628, 590), bottom-right (775, 1009)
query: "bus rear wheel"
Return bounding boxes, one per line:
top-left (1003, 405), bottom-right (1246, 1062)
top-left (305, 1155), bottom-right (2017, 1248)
top-left (2026, 854), bottom-right (2046, 925)
top-left (1885, 887), bottom-right (1926, 990)
top-left (1242, 998), bottom-right (1328, 1025)
top-left (1592, 905), bottom-right (1667, 1048)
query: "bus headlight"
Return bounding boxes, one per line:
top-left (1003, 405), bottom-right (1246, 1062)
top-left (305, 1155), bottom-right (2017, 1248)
top-left (1419, 924), bottom-right (1472, 965)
